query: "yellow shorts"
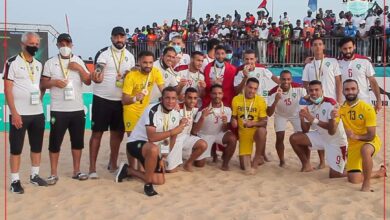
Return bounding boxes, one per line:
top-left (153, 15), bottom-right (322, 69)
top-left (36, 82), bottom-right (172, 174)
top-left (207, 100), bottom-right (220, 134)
top-left (238, 128), bottom-right (256, 156)
top-left (346, 136), bottom-right (381, 172)
top-left (123, 110), bottom-right (142, 132)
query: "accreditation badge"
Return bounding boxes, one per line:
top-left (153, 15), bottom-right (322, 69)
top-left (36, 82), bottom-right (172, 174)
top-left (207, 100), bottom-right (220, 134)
top-left (64, 81), bottom-right (75, 101)
top-left (30, 83), bottom-right (40, 105)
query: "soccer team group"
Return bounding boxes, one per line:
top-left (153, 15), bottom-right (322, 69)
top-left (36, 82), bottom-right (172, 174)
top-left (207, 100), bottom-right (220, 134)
top-left (3, 26), bottom-right (387, 196)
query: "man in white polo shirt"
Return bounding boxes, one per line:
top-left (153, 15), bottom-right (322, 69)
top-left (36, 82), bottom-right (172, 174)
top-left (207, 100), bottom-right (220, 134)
top-left (149, 46), bottom-right (179, 103)
top-left (170, 35), bottom-right (191, 68)
top-left (3, 32), bottom-right (48, 194)
top-left (267, 70), bottom-right (306, 167)
top-left (41, 33), bottom-right (91, 184)
top-left (337, 37), bottom-right (382, 112)
top-left (89, 26), bottom-right (135, 178)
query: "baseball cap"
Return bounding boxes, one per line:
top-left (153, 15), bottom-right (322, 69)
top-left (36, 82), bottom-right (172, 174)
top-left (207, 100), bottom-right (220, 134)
top-left (111, 26), bottom-right (126, 36)
top-left (57, 33), bottom-right (72, 43)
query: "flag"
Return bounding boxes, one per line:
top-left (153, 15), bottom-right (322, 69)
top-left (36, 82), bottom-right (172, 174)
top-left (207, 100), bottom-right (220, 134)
top-left (65, 14), bottom-right (70, 34)
top-left (308, 0), bottom-right (317, 12)
top-left (258, 0), bottom-right (267, 8)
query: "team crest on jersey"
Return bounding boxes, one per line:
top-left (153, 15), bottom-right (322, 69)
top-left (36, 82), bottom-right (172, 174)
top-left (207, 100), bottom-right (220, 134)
top-left (171, 117), bottom-right (176, 123)
top-left (125, 56), bottom-right (128, 62)
top-left (165, 73), bottom-right (168, 79)
top-left (325, 62), bottom-right (330, 67)
top-left (358, 114), bottom-right (363, 119)
top-left (322, 109), bottom-right (326, 115)
top-left (356, 64), bottom-right (361, 70)
top-left (126, 122), bottom-right (131, 128)
top-left (292, 93), bottom-right (297, 98)
top-left (36, 66), bottom-right (39, 71)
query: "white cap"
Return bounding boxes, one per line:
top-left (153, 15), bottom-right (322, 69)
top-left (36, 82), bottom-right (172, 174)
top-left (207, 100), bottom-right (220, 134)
top-left (359, 20), bottom-right (366, 24)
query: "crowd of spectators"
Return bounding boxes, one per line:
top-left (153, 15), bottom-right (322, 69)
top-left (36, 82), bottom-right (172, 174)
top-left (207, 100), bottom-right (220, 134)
top-left (126, 5), bottom-right (390, 66)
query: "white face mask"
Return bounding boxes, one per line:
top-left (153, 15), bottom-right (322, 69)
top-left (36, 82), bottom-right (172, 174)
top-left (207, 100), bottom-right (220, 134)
top-left (59, 46), bottom-right (72, 57)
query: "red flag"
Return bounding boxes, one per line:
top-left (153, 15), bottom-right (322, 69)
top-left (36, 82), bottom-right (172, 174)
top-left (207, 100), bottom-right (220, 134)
top-left (258, 0), bottom-right (267, 8)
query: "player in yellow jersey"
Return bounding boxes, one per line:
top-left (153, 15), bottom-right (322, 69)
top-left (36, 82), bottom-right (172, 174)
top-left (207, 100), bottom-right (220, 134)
top-left (122, 51), bottom-right (164, 168)
top-left (330, 79), bottom-right (386, 192)
top-left (231, 78), bottom-right (268, 174)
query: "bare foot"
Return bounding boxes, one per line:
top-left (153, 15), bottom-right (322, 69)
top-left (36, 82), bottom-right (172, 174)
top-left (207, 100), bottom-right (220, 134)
top-left (167, 168), bottom-right (179, 173)
top-left (253, 156), bottom-right (265, 168)
top-left (212, 154), bottom-right (218, 163)
top-left (263, 154), bottom-right (271, 162)
top-left (183, 162), bottom-right (193, 172)
top-left (379, 165), bottom-right (387, 177)
top-left (279, 160), bottom-right (286, 168)
top-left (245, 168), bottom-right (255, 175)
top-left (361, 181), bottom-right (373, 192)
top-left (301, 164), bottom-right (315, 172)
top-left (317, 163), bottom-right (326, 170)
top-left (221, 165), bottom-right (229, 171)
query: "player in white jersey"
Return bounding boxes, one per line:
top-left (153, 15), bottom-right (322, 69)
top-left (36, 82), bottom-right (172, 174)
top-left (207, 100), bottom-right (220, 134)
top-left (192, 84), bottom-right (237, 170)
top-left (175, 51), bottom-right (206, 104)
top-left (337, 37), bottom-right (382, 112)
top-left (150, 47), bottom-right (179, 103)
top-left (289, 80), bottom-right (348, 177)
top-left (170, 35), bottom-right (191, 68)
top-left (302, 37), bottom-right (343, 103)
top-left (166, 88), bottom-right (207, 172)
top-left (267, 70), bottom-right (306, 167)
top-left (41, 33), bottom-right (91, 184)
top-left (234, 49), bottom-right (279, 100)
top-left (3, 32), bottom-right (48, 193)
top-left (89, 26), bottom-right (135, 178)
top-left (302, 37), bottom-right (343, 168)
top-left (116, 87), bottom-right (187, 196)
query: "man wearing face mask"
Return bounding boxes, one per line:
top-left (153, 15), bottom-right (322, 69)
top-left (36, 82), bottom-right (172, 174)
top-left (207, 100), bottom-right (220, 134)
top-left (170, 35), bottom-right (190, 68)
top-left (41, 33), bottom-right (91, 184)
top-left (330, 79), bottom-right (386, 192)
top-left (337, 37), bottom-right (381, 113)
top-left (289, 80), bottom-right (347, 177)
top-left (201, 38), bottom-right (220, 72)
top-left (203, 45), bottom-right (236, 107)
top-left (3, 32), bottom-right (47, 193)
top-left (89, 26), bottom-right (135, 179)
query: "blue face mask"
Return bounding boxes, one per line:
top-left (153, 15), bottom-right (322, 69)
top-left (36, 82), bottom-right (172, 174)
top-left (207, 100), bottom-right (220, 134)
top-left (347, 1), bottom-right (369, 16)
top-left (173, 45), bottom-right (182, 53)
top-left (226, 53), bottom-right (233, 60)
top-left (215, 60), bottom-right (224, 68)
top-left (310, 96), bottom-right (324, 105)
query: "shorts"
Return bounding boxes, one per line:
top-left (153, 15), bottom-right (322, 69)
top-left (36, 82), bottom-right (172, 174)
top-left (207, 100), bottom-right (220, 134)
top-left (238, 128), bottom-right (257, 156)
top-left (9, 114), bottom-right (45, 155)
top-left (306, 131), bottom-right (348, 173)
top-left (198, 131), bottom-right (227, 160)
top-left (49, 110), bottom-right (85, 153)
top-left (166, 134), bottom-right (201, 170)
top-left (123, 109), bottom-right (142, 132)
top-left (91, 95), bottom-right (124, 132)
top-left (274, 115), bottom-right (302, 133)
top-left (346, 136), bottom-right (381, 172)
top-left (127, 140), bottom-right (162, 173)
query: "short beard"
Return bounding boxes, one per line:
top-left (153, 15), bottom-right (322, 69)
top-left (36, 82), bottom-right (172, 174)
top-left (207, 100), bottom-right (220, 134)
top-left (342, 52), bottom-right (354, 59)
top-left (345, 94), bottom-right (358, 102)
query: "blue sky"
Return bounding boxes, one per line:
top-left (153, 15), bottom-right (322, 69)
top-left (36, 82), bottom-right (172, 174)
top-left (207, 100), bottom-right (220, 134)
top-left (3, 0), bottom-right (387, 58)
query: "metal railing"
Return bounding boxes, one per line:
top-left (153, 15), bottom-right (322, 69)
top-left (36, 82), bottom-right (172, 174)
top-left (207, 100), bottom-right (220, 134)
top-left (127, 36), bottom-right (389, 66)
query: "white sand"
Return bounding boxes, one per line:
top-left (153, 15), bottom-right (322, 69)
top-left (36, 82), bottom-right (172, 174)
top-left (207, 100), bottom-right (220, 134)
top-left (1, 109), bottom-right (389, 220)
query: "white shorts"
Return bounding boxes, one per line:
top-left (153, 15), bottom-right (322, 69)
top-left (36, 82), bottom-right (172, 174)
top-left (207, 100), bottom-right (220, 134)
top-left (274, 115), bottom-right (302, 132)
top-left (166, 134), bottom-right (201, 171)
top-left (197, 131), bottom-right (227, 160)
top-left (306, 131), bottom-right (348, 173)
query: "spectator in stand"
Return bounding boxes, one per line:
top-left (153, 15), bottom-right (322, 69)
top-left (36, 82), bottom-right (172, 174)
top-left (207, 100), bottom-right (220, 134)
top-left (256, 9), bottom-right (269, 26)
top-left (268, 22), bottom-right (281, 63)
top-left (292, 20), bottom-right (304, 63)
top-left (313, 23), bottom-right (326, 38)
top-left (303, 10), bottom-right (315, 25)
top-left (281, 12), bottom-right (289, 24)
top-left (332, 21), bottom-right (345, 37)
top-left (302, 22), bottom-right (314, 58)
top-left (244, 12), bottom-right (256, 33)
top-left (280, 22), bottom-right (292, 63)
top-left (337, 11), bottom-right (348, 27)
top-left (256, 22), bottom-right (269, 64)
top-left (357, 20), bottom-right (370, 57)
top-left (369, 18), bottom-right (384, 62)
top-left (344, 21), bottom-right (358, 38)
top-left (147, 28), bottom-right (158, 55)
top-left (315, 13), bottom-right (325, 27)
top-left (323, 10), bottom-right (335, 35)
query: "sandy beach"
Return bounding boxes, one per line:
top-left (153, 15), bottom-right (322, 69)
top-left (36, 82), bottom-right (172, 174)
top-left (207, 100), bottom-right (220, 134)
top-left (1, 109), bottom-right (389, 220)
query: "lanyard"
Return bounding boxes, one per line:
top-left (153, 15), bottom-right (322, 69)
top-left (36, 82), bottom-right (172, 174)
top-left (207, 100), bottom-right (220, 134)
top-left (162, 108), bottom-right (171, 132)
top-left (143, 71), bottom-right (152, 89)
top-left (111, 47), bottom-right (125, 76)
top-left (313, 57), bottom-right (324, 80)
top-left (58, 55), bottom-right (70, 79)
top-left (188, 70), bottom-right (200, 84)
top-left (243, 95), bottom-right (255, 120)
top-left (209, 102), bottom-right (225, 119)
top-left (20, 52), bottom-right (35, 83)
top-left (160, 59), bottom-right (177, 77)
top-left (213, 63), bottom-right (224, 79)
top-left (183, 104), bottom-right (193, 119)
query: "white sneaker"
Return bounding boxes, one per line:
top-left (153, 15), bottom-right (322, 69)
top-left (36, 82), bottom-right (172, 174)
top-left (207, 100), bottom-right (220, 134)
top-left (89, 172), bottom-right (99, 179)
